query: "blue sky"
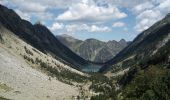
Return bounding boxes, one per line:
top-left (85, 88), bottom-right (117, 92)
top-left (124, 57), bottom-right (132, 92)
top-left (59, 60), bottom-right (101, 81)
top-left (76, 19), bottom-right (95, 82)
top-left (0, 0), bottom-right (170, 41)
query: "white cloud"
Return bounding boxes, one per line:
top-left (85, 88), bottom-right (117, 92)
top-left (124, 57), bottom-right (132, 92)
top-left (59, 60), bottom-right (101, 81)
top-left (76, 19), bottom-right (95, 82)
top-left (49, 23), bottom-right (111, 33)
top-left (134, 0), bottom-right (170, 32)
top-left (65, 24), bottom-right (80, 32)
top-left (2, 0), bottom-right (170, 35)
top-left (49, 22), bottom-right (64, 32)
top-left (109, 0), bottom-right (153, 8)
top-left (65, 24), bottom-right (111, 32)
top-left (135, 10), bottom-right (162, 32)
top-left (10, 0), bottom-right (47, 13)
top-left (132, 2), bottom-right (154, 14)
top-left (0, 0), bottom-right (53, 21)
top-left (9, 0), bottom-right (77, 10)
top-left (156, 0), bottom-right (170, 14)
top-left (0, 0), bottom-right (9, 5)
top-left (90, 25), bottom-right (111, 32)
top-left (56, 0), bottom-right (127, 23)
top-left (34, 12), bottom-right (54, 20)
top-left (112, 22), bottom-right (125, 27)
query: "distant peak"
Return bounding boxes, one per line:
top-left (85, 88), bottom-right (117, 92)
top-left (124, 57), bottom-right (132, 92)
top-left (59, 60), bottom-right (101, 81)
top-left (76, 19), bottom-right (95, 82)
top-left (60, 34), bottom-right (72, 38)
top-left (119, 39), bottom-right (126, 43)
top-left (85, 38), bottom-right (102, 42)
top-left (107, 40), bottom-right (117, 43)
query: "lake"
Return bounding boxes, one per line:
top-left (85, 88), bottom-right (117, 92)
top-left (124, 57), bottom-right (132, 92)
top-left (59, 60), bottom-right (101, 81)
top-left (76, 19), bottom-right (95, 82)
top-left (82, 64), bottom-right (102, 72)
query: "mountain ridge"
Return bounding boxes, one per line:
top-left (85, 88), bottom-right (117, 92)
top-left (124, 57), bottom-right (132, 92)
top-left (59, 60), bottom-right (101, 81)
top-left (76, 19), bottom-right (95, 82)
top-left (100, 13), bottom-right (170, 73)
top-left (57, 34), bottom-right (128, 63)
top-left (0, 4), bottom-right (89, 70)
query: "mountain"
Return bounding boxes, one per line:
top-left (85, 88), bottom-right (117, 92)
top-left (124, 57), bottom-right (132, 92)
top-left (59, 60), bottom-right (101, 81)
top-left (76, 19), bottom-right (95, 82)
top-left (0, 4), bottom-right (89, 70)
top-left (0, 4), bottom-right (170, 100)
top-left (0, 4), bottom-right (93, 99)
top-left (99, 13), bottom-right (170, 100)
top-left (57, 35), bottom-right (128, 63)
top-left (118, 40), bottom-right (170, 100)
top-left (100, 13), bottom-right (170, 73)
top-left (0, 24), bottom-right (87, 99)
top-left (56, 34), bottom-right (83, 51)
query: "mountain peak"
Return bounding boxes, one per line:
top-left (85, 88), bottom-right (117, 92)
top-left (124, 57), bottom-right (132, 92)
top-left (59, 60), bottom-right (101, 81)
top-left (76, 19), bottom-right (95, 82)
top-left (85, 38), bottom-right (101, 42)
top-left (119, 39), bottom-right (126, 45)
top-left (119, 39), bottom-right (126, 42)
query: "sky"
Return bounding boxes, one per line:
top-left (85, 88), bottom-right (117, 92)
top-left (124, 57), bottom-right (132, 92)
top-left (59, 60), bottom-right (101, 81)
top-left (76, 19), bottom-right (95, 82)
top-left (0, 0), bottom-right (170, 41)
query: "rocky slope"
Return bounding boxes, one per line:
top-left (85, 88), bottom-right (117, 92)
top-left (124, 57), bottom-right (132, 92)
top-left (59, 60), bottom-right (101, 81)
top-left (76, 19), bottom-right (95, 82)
top-left (0, 4), bottom-right (89, 70)
top-left (57, 35), bottom-right (128, 63)
top-left (0, 24), bottom-right (87, 100)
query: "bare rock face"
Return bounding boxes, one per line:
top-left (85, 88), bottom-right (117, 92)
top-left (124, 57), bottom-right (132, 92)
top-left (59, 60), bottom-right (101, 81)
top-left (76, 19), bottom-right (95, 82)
top-left (57, 35), bottom-right (128, 63)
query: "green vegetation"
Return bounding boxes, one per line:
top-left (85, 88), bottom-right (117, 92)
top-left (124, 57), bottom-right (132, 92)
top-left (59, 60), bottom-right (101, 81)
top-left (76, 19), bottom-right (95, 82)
top-left (91, 94), bottom-right (108, 100)
top-left (23, 55), bottom-right (34, 64)
top-left (118, 41), bottom-right (170, 100)
top-left (140, 41), bottom-right (170, 66)
top-left (0, 34), bottom-right (2, 41)
top-left (74, 45), bottom-right (169, 100)
top-left (122, 58), bottom-right (136, 68)
top-left (22, 53), bottom-right (88, 85)
top-left (89, 73), bottom-right (118, 100)
top-left (18, 37), bottom-right (170, 100)
top-left (35, 58), bottom-right (88, 84)
top-left (121, 65), bottom-right (170, 100)
top-left (24, 46), bottom-right (33, 56)
top-left (0, 83), bottom-right (12, 92)
top-left (0, 96), bottom-right (11, 100)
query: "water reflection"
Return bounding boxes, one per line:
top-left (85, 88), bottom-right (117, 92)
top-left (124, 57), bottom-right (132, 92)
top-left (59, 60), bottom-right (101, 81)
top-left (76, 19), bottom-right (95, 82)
top-left (82, 64), bottom-right (102, 72)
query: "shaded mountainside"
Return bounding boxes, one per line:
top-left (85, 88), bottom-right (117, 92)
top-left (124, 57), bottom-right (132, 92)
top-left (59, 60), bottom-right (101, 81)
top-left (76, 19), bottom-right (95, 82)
top-left (98, 13), bottom-right (170, 99)
top-left (118, 38), bottom-right (170, 100)
top-left (100, 13), bottom-right (170, 72)
top-left (56, 34), bottom-right (83, 51)
top-left (0, 4), bottom-right (89, 70)
top-left (57, 35), bottom-right (128, 63)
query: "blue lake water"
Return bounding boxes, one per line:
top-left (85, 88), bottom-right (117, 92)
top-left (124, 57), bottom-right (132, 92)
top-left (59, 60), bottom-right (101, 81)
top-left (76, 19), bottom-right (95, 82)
top-left (82, 64), bottom-right (102, 72)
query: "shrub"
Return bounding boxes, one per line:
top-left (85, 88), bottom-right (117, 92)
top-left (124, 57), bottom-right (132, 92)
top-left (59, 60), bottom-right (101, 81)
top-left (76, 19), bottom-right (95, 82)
top-left (24, 46), bottom-right (33, 56)
top-left (23, 55), bottom-right (34, 64)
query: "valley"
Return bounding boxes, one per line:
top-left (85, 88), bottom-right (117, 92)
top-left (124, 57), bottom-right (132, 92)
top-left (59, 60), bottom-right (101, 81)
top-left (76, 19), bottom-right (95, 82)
top-left (0, 2), bottom-right (170, 100)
